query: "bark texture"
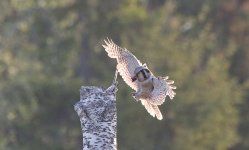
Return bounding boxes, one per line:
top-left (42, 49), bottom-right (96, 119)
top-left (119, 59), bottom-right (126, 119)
top-left (74, 82), bottom-right (117, 150)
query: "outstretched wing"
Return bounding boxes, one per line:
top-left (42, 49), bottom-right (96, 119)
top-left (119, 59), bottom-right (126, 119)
top-left (140, 76), bottom-right (176, 120)
top-left (144, 76), bottom-right (176, 105)
top-left (141, 100), bottom-right (163, 120)
top-left (102, 38), bottom-right (142, 91)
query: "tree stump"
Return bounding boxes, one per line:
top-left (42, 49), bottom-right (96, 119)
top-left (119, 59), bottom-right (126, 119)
top-left (74, 71), bottom-right (118, 150)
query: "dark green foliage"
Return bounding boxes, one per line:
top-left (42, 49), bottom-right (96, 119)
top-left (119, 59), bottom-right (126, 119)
top-left (0, 0), bottom-right (248, 149)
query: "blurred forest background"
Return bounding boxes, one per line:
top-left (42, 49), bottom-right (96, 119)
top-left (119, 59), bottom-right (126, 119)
top-left (0, 0), bottom-right (249, 150)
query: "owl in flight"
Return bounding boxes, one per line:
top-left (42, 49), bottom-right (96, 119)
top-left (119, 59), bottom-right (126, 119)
top-left (102, 38), bottom-right (176, 120)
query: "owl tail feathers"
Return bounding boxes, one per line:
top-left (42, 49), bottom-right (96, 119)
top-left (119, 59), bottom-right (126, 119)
top-left (152, 105), bottom-right (163, 120)
top-left (141, 100), bottom-right (163, 120)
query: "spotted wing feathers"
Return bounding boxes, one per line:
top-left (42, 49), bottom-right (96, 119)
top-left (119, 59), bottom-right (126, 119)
top-left (102, 38), bottom-right (142, 90)
top-left (103, 38), bottom-right (176, 120)
top-left (143, 76), bottom-right (176, 106)
top-left (140, 76), bottom-right (176, 120)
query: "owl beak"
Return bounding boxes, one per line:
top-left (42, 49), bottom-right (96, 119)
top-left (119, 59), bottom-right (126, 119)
top-left (131, 76), bottom-right (137, 82)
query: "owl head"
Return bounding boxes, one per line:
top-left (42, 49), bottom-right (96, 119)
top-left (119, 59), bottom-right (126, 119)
top-left (131, 66), bottom-right (151, 82)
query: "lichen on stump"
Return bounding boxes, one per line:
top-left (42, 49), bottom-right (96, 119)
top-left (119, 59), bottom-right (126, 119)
top-left (74, 82), bottom-right (118, 150)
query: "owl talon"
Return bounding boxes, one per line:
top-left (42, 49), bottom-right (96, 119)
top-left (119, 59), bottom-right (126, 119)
top-left (133, 97), bottom-right (139, 102)
top-left (131, 92), bottom-right (139, 101)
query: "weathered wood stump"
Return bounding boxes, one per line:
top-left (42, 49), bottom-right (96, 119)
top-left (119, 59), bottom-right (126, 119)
top-left (74, 71), bottom-right (118, 150)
